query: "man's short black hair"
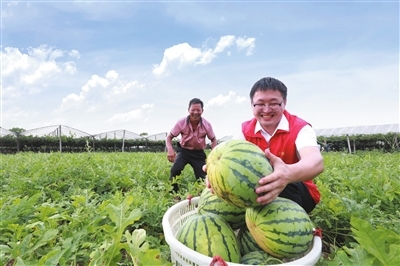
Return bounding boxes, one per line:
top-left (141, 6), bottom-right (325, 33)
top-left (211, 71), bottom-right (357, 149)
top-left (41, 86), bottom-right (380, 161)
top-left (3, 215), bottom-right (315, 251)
top-left (249, 77), bottom-right (288, 100)
top-left (189, 98), bottom-right (204, 109)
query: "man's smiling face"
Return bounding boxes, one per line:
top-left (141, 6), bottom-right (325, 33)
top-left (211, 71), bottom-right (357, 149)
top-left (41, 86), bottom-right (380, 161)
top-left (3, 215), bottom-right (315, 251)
top-left (251, 90), bottom-right (286, 134)
top-left (188, 103), bottom-right (203, 123)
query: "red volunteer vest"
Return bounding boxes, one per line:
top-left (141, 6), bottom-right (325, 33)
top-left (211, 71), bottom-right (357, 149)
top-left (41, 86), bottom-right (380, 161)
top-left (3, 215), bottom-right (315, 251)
top-left (242, 110), bottom-right (320, 204)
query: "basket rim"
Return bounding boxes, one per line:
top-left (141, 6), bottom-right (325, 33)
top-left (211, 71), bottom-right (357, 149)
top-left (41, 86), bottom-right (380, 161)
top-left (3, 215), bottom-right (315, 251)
top-left (162, 196), bottom-right (322, 266)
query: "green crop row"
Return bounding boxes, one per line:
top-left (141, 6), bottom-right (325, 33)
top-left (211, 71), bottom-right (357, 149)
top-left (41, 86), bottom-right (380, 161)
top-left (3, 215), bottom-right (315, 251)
top-left (311, 151), bottom-right (400, 265)
top-left (0, 151), bottom-right (399, 265)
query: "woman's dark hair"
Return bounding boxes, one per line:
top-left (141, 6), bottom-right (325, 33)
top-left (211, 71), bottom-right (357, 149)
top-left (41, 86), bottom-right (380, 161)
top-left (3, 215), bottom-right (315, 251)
top-left (249, 77), bottom-right (287, 100)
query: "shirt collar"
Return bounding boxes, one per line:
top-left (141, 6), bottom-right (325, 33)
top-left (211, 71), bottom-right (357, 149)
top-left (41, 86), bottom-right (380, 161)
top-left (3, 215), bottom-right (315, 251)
top-left (186, 115), bottom-right (202, 125)
top-left (254, 114), bottom-right (289, 137)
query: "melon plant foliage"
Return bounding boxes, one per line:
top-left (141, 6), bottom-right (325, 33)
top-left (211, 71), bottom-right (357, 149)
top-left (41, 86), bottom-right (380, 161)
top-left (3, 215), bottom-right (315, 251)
top-left (328, 217), bottom-right (400, 266)
top-left (0, 150), bottom-right (399, 265)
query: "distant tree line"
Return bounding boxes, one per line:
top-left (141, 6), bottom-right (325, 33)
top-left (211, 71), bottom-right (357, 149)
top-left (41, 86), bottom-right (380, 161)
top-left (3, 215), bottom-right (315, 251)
top-left (0, 128), bottom-right (398, 154)
top-left (317, 132), bottom-right (399, 153)
top-left (0, 128), bottom-right (174, 154)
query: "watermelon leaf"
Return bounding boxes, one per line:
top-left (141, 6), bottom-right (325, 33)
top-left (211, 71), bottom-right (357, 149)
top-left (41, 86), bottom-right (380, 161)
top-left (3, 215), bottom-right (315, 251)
top-left (27, 229), bottom-right (59, 255)
top-left (89, 195), bottom-right (143, 265)
top-left (13, 257), bottom-right (26, 266)
top-left (104, 195), bottom-right (142, 234)
top-left (123, 229), bottom-right (169, 266)
top-left (351, 216), bottom-right (400, 265)
top-left (37, 248), bottom-right (66, 265)
top-left (124, 229), bottom-right (149, 256)
top-left (328, 245), bottom-right (375, 266)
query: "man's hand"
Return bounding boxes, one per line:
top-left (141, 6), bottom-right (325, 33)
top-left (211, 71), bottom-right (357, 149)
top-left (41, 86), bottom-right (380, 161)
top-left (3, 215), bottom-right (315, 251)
top-left (255, 149), bottom-right (291, 205)
top-left (167, 151), bottom-right (176, 163)
top-left (203, 165), bottom-right (214, 193)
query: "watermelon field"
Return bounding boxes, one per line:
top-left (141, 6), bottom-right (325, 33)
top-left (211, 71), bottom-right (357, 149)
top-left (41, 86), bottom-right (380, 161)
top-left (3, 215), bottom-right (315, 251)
top-left (0, 150), bottom-right (399, 265)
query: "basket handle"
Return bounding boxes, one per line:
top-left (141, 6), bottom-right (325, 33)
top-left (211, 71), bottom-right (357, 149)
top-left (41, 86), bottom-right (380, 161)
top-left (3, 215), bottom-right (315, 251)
top-left (186, 195), bottom-right (194, 204)
top-left (210, 255), bottom-right (228, 266)
top-left (313, 228), bottom-right (323, 237)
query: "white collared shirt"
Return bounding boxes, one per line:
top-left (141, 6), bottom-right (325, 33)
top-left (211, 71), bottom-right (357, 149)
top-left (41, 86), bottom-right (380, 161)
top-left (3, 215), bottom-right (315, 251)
top-left (233, 115), bottom-right (318, 151)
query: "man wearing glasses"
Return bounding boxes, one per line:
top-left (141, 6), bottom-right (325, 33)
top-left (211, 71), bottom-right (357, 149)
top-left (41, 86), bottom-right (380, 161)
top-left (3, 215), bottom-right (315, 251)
top-left (204, 77), bottom-right (324, 212)
top-left (240, 77), bottom-right (324, 213)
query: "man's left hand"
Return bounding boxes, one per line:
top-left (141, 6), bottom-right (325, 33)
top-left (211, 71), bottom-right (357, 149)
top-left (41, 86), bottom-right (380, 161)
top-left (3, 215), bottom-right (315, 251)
top-left (255, 149), bottom-right (291, 205)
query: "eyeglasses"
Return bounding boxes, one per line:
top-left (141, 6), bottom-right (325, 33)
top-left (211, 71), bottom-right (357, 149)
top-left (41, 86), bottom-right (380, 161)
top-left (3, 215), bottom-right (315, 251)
top-left (252, 100), bottom-right (284, 111)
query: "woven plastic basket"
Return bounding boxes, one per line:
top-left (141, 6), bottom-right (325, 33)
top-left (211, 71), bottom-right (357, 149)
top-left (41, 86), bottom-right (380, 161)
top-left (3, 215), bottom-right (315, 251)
top-left (162, 196), bottom-right (322, 266)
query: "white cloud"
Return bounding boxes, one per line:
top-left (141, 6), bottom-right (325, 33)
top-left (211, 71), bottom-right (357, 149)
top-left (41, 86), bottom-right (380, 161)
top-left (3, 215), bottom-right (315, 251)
top-left (107, 104), bottom-right (154, 123)
top-left (2, 107), bottom-right (39, 123)
top-left (236, 37), bottom-right (255, 56)
top-left (152, 43), bottom-right (203, 77)
top-left (2, 47), bottom-right (29, 76)
top-left (58, 70), bottom-right (144, 112)
top-left (207, 91), bottom-right (247, 107)
top-left (21, 60), bottom-right (61, 84)
top-left (82, 74), bottom-right (110, 92)
top-left (29, 45), bottom-right (63, 61)
top-left (4, 1), bottom-right (18, 13)
top-left (69, 49), bottom-right (80, 59)
top-left (60, 93), bottom-right (85, 110)
top-left (111, 80), bottom-right (141, 95)
top-left (1, 45), bottom-right (78, 97)
top-left (2, 3), bottom-right (397, 138)
top-left (64, 61), bottom-right (77, 75)
top-left (213, 35), bottom-right (235, 53)
top-left (152, 35), bottom-right (256, 77)
top-left (194, 49), bottom-right (216, 66)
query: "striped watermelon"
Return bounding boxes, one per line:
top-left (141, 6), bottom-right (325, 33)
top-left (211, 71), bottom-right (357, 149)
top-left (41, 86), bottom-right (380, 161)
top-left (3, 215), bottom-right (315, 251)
top-left (206, 139), bottom-right (273, 208)
top-left (245, 197), bottom-right (314, 259)
top-left (237, 225), bottom-right (263, 256)
top-left (240, 251), bottom-right (283, 265)
top-left (198, 188), bottom-right (246, 230)
top-left (176, 212), bottom-right (241, 263)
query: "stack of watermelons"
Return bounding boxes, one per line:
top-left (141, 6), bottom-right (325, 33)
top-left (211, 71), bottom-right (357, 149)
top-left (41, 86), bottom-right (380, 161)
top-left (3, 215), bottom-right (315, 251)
top-left (175, 139), bottom-right (315, 265)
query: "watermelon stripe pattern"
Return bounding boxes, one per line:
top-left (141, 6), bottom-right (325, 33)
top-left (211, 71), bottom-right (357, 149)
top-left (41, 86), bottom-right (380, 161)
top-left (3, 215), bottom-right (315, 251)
top-left (237, 225), bottom-right (264, 256)
top-left (198, 188), bottom-right (246, 230)
top-left (240, 251), bottom-right (283, 265)
top-left (246, 197), bottom-right (314, 259)
top-left (176, 212), bottom-right (241, 263)
top-left (207, 140), bottom-right (273, 208)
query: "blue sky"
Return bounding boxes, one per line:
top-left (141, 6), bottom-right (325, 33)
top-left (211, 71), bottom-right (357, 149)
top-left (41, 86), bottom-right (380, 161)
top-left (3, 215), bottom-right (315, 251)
top-left (1, 0), bottom-right (399, 139)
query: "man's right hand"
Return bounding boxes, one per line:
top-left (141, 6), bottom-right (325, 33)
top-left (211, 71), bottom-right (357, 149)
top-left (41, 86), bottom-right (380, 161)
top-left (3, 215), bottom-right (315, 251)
top-left (167, 152), bottom-right (176, 163)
